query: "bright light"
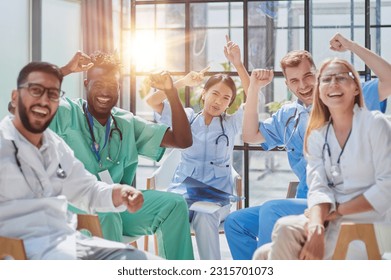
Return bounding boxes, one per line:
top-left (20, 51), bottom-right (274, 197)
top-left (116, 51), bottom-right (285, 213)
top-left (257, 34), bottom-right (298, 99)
top-left (132, 30), bottom-right (166, 72)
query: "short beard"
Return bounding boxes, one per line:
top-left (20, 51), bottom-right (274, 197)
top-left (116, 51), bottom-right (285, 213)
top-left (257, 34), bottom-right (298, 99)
top-left (18, 96), bottom-right (54, 134)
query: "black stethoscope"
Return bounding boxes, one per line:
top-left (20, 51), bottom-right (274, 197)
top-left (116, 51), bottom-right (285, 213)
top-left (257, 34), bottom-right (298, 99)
top-left (83, 103), bottom-right (123, 166)
top-left (322, 120), bottom-right (352, 188)
top-left (190, 111), bottom-right (230, 167)
top-left (11, 140), bottom-right (66, 196)
top-left (278, 108), bottom-right (301, 152)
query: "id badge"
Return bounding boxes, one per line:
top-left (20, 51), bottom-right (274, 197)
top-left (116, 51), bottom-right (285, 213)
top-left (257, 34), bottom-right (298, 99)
top-left (98, 170), bottom-right (114, 184)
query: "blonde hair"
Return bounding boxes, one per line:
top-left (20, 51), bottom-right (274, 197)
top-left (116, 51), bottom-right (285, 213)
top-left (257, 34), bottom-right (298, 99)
top-left (304, 58), bottom-right (364, 153)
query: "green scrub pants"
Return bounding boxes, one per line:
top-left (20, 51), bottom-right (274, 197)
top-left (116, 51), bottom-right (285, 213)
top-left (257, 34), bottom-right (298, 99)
top-left (70, 190), bottom-right (194, 260)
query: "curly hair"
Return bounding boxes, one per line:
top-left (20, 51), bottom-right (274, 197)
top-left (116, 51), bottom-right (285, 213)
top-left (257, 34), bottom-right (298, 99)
top-left (87, 51), bottom-right (122, 78)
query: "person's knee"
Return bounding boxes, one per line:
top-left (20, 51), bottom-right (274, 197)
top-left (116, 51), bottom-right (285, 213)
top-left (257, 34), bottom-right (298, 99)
top-left (259, 200), bottom-right (285, 218)
top-left (224, 212), bottom-right (238, 232)
top-left (272, 216), bottom-right (295, 239)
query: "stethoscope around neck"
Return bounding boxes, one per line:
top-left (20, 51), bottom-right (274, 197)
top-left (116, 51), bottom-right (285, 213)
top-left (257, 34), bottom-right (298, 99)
top-left (190, 111), bottom-right (230, 167)
top-left (83, 103), bottom-right (123, 166)
top-left (322, 120), bottom-right (352, 188)
top-left (278, 108), bottom-right (301, 152)
top-left (11, 140), bottom-right (66, 197)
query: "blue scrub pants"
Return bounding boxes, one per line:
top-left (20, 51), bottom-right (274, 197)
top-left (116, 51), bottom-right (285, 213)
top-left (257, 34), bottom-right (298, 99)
top-left (224, 198), bottom-right (307, 260)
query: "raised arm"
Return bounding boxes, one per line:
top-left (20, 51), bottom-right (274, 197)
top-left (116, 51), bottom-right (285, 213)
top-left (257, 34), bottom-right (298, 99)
top-left (149, 71), bottom-right (192, 148)
top-left (224, 35), bottom-right (250, 96)
top-left (330, 32), bottom-right (391, 101)
top-left (60, 51), bottom-right (94, 76)
top-left (242, 69), bottom-right (273, 144)
top-left (145, 67), bottom-right (208, 114)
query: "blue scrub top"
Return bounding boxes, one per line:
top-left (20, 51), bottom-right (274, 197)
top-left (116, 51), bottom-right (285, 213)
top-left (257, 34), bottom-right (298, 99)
top-left (157, 100), bottom-right (243, 195)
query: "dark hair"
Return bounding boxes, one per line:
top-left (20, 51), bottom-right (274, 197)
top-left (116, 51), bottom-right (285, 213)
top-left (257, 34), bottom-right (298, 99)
top-left (87, 51), bottom-right (122, 78)
top-left (203, 74), bottom-right (237, 106)
top-left (17, 61), bottom-right (63, 87)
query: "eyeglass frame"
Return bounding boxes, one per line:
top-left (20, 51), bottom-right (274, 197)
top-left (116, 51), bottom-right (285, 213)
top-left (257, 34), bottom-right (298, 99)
top-left (18, 82), bottom-right (65, 102)
top-left (318, 71), bottom-right (355, 85)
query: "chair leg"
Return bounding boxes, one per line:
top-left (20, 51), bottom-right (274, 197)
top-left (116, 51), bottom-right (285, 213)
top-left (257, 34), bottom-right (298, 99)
top-left (144, 235), bottom-right (149, 251)
top-left (332, 223), bottom-right (381, 260)
top-left (154, 234), bottom-right (159, 255)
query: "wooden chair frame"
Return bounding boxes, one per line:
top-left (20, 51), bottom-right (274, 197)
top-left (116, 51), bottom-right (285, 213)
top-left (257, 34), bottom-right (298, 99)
top-left (1, 214), bottom-right (104, 260)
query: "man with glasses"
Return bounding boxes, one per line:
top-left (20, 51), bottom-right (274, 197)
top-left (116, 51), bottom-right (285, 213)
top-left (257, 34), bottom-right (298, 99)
top-left (0, 61), bottom-right (161, 259)
top-left (224, 33), bottom-right (391, 260)
top-left (47, 51), bottom-right (195, 260)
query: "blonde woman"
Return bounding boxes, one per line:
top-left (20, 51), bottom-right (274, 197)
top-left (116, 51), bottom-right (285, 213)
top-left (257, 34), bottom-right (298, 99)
top-left (254, 58), bottom-right (391, 260)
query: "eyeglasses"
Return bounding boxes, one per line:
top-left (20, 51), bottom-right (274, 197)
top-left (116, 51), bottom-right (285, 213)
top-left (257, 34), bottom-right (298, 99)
top-left (318, 72), bottom-right (355, 85)
top-left (18, 83), bottom-right (65, 102)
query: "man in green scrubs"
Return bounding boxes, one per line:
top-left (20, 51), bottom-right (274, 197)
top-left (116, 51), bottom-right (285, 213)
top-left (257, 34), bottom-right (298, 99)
top-left (50, 51), bottom-right (194, 260)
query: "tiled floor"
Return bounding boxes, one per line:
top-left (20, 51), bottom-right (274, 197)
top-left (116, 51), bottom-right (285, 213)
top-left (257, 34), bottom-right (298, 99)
top-left (136, 150), bottom-right (298, 260)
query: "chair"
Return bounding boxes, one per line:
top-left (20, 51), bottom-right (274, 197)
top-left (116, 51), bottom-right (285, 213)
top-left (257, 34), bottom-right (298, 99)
top-left (286, 181), bottom-right (299, 198)
top-left (0, 236), bottom-right (26, 260)
top-left (144, 148), bottom-right (243, 255)
top-left (332, 222), bottom-right (391, 260)
top-left (0, 214), bottom-right (104, 260)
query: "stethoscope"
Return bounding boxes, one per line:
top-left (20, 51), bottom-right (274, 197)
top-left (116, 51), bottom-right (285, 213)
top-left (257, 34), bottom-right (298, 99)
top-left (83, 103), bottom-right (123, 166)
top-left (279, 108), bottom-right (301, 152)
top-left (11, 140), bottom-right (66, 196)
top-left (190, 111), bottom-right (230, 167)
top-left (322, 120), bottom-right (352, 188)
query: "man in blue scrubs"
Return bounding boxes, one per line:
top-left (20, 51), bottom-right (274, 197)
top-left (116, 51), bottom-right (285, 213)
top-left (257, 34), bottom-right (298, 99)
top-left (224, 33), bottom-right (391, 259)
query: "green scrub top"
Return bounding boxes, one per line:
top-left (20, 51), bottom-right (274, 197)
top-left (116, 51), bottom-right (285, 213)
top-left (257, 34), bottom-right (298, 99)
top-left (49, 98), bottom-right (168, 185)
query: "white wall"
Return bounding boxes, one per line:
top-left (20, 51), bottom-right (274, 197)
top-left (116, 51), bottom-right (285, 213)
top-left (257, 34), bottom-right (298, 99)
top-left (0, 0), bottom-right (30, 119)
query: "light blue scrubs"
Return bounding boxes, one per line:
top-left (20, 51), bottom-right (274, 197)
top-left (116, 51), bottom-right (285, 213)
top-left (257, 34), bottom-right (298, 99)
top-left (225, 79), bottom-right (384, 260)
top-left (157, 100), bottom-right (243, 259)
top-left (157, 100), bottom-right (243, 195)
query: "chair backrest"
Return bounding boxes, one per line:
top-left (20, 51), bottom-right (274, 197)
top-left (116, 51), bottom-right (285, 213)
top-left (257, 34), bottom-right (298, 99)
top-left (332, 223), bottom-right (381, 260)
top-left (146, 148), bottom-right (182, 190)
top-left (76, 214), bottom-right (103, 238)
top-left (0, 236), bottom-right (27, 260)
top-left (286, 181), bottom-right (299, 198)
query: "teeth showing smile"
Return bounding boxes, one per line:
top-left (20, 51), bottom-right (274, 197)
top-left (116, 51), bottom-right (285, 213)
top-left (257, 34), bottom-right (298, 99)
top-left (328, 93), bottom-right (343, 97)
top-left (32, 107), bottom-right (48, 117)
top-left (300, 89), bottom-right (312, 97)
top-left (97, 97), bottom-right (111, 104)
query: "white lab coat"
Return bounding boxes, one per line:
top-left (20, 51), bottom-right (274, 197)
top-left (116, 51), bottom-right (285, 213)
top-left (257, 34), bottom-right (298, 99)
top-left (306, 105), bottom-right (391, 258)
top-left (0, 116), bottom-right (125, 259)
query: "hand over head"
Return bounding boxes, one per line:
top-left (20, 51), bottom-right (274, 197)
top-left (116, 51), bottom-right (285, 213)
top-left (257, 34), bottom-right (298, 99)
top-left (224, 35), bottom-right (242, 65)
top-left (329, 32), bottom-right (353, 52)
top-left (182, 66), bottom-right (210, 87)
top-left (149, 70), bottom-right (174, 91)
top-left (61, 51), bottom-right (94, 76)
top-left (250, 69), bottom-right (274, 89)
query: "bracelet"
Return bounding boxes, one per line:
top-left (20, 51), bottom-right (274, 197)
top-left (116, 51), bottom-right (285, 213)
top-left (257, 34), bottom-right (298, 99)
top-left (307, 224), bottom-right (325, 235)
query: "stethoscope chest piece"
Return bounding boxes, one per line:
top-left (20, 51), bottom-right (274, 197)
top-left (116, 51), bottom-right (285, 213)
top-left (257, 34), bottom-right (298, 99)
top-left (56, 166), bottom-right (67, 179)
top-left (330, 165), bottom-right (340, 177)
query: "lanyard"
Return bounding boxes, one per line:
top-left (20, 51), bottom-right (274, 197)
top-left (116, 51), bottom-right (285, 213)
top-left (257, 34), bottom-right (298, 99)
top-left (83, 104), bottom-right (111, 165)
